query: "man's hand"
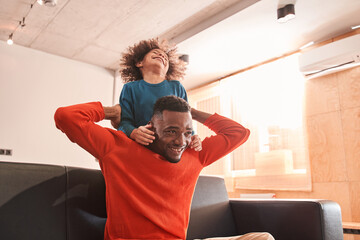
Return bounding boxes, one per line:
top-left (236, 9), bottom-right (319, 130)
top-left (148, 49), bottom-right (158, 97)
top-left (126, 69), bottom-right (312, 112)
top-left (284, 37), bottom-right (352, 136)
top-left (130, 124), bottom-right (155, 145)
top-left (191, 107), bottom-right (212, 124)
top-left (103, 104), bottom-right (121, 129)
top-left (190, 134), bottom-right (202, 151)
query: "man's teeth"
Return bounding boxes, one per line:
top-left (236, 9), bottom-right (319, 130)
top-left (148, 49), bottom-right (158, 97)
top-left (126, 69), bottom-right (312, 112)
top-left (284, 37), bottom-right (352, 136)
top-left (170, 147), bottom-right (183, 153)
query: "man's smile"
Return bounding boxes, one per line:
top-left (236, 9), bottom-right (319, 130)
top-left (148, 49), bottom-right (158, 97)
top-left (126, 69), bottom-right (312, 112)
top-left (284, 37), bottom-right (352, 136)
top-left (169, 146), bottom-right (185, 154)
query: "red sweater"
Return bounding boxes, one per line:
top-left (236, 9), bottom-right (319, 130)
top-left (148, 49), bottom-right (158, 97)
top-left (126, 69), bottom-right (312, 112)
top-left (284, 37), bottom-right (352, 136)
top-left (54, 102), bottom-right (250, 240)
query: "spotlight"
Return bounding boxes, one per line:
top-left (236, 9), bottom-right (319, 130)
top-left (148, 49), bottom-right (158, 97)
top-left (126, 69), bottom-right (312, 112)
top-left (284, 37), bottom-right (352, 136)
top-left (37, 0), bottom-right (57, 7)
top-left (20, 18), bottom-right (26, 28)
top-left (179, 54), bottom-right (189, 64)
top-left (277, 4), bottom-right (295, 23)
top-left (7, 33), bottom-right (13, 45)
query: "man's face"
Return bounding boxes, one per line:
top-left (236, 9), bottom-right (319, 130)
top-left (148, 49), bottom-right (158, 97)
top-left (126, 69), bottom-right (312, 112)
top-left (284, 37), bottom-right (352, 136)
top-left (149, 110), bottom-right (193, 163)
top-left (137, 49), bottom-right (169, 78)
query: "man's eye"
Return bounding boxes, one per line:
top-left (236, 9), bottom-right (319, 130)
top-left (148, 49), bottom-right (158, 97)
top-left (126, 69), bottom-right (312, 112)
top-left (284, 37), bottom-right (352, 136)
top-left (185, 132), bottom-right (192, 137)
top-left (166, 130), bottom-right (176, 135)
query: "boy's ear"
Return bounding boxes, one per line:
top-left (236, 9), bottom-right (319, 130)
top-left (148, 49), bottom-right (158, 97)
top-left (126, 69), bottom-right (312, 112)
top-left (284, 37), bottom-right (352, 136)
top-left (136, 61), bottom-right (143, 68)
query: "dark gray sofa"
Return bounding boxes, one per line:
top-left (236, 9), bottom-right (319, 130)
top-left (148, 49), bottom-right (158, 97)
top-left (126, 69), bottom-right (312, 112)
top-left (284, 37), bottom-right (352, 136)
top-left (0, 161), bottom-right (344, 240)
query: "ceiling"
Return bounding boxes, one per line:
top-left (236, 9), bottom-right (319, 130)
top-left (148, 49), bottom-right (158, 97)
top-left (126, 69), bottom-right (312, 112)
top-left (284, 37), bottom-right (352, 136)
top-left (1, 0), bottom-right (360, 90)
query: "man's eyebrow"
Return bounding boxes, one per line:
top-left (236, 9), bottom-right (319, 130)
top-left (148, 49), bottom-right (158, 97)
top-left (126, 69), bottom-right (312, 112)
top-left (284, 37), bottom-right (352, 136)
top-left (164, 126), bottom-right (179, 130)
top-left (164, 126), bottom-right (193, 131)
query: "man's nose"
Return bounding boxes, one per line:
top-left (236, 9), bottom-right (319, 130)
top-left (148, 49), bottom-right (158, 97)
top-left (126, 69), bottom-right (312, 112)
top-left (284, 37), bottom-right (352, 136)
top-left (174, 134), bottom-right (185, 146)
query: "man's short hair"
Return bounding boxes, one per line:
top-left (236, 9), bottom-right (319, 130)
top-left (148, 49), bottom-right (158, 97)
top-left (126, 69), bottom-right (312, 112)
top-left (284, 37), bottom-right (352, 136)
top-left (153, 95), bottom-right (190, 118)
top-left (119, 38), bottom-right (187, 83)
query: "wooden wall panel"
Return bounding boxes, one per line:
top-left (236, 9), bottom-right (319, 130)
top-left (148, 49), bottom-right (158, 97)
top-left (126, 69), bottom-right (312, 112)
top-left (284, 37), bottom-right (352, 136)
top-left (305, 73), bottom-right (340, 116)
top-left (342, 107), bottom-right (360, 182)
top-left (307, 112), bottom-right (347, 182)
top-left (349, 182), bottom-right (360, 221)
top-left (338, 67), bottom-right (360, 109)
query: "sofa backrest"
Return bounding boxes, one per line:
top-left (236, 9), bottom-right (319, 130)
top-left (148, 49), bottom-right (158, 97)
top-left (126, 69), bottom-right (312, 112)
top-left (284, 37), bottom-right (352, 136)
top-left (186, 176), bottom-right (237, 240)
top-left (0, 162), bottom-right (235, 240)
top-left (0, 162), bottom-right (67, 240)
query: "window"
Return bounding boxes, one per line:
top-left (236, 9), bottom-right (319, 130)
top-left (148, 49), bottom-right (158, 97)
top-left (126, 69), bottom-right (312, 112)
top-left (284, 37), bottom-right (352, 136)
top-left (189, 54), bottom-right (311, 191)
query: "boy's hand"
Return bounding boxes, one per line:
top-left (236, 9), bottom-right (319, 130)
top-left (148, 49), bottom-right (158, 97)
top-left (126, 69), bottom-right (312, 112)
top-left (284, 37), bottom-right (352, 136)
top-left (130, 124), bottom-right (155, 145)
top-left (190, 134), bottom-right (202, 151)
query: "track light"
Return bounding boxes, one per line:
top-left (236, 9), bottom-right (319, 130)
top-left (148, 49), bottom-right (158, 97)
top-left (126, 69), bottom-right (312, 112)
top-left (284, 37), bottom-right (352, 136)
top-left (277, 4), bottom-right (295, 23)
top-left (6, 3), bottom-right (37, 46)
top-left (7, 33), bottom-right (13, 45)
top-left (37, 0), bottom-right (57, 7)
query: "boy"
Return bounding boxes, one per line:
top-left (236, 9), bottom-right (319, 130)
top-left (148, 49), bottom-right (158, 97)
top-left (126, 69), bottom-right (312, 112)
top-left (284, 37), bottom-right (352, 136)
top-left (117, 38), bottom-right (201, 151)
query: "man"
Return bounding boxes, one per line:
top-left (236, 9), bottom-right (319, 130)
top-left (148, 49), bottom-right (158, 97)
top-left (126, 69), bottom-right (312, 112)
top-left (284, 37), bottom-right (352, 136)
top-left (55, 96), bottom-right (273, 240)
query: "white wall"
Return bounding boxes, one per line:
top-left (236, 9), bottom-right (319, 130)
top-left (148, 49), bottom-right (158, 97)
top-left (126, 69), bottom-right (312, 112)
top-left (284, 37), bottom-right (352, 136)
top-left (0, 41), bottom-right (115, 169)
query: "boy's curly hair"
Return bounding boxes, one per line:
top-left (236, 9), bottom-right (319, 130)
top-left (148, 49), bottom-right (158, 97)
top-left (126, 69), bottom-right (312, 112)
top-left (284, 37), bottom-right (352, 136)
top-left (119, 38), bottom-right (187, 83)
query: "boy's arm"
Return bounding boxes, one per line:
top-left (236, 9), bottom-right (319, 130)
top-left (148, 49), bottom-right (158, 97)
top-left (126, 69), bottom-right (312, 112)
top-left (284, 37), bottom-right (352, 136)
top-left (54, 102), bottom-right (121, 160)
top-left (119, 84), bottom-right (155, 145)
top-left (118, 85), bottom-right (136, 136)
top-left (191, 108), bottom-right (250, 167)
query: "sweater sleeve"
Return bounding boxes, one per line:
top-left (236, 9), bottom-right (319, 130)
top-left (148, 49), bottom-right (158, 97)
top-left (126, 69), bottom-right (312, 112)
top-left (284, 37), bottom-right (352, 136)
top-left (54, 102), bottom-right (117, 160)
top-left (179, 82), bottom-right (188, 102)
top-left (198, 114), bottom-right (250, 167)
top-left (118, 84), bottom-right (136, 137)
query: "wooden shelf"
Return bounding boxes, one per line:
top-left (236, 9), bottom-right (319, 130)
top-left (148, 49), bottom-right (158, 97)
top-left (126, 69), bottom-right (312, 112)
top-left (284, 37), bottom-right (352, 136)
top-left (343, 222), bottom-right (360, 235)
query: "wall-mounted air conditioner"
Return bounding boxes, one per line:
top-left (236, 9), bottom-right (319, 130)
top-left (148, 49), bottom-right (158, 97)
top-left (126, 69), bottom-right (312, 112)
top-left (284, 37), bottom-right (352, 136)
top-left (298, 34), bottom-right (360, 77)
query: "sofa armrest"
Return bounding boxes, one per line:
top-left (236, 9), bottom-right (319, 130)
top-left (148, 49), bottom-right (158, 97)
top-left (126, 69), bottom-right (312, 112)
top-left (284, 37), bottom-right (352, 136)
top-left (229, 199), bottom-right (343, 240)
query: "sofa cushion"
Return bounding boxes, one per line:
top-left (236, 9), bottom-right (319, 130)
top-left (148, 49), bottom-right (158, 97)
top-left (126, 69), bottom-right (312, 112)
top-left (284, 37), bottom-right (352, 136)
top-left (66, 167), bottom-right (106, 240)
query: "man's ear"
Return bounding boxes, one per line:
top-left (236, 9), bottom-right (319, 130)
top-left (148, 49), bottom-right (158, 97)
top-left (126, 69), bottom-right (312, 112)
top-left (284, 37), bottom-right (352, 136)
top-left (147, 121), bottom-right (155, 131)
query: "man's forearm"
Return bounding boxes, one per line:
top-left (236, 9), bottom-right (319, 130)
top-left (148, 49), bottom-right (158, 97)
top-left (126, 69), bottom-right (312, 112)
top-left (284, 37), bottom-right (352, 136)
top-left (103, 105), bottom-right (120, 119)
top-left (103, 104), bottom-right (121, 129)
top-left (191, 108), bottom-right (212, 124)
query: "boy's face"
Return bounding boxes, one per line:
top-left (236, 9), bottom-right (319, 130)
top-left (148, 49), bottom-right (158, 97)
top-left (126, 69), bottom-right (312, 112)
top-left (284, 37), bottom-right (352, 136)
top-left (149, 110), bottom-right (193, 163)
top-left (136, 49), bottom-right (169, 78)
